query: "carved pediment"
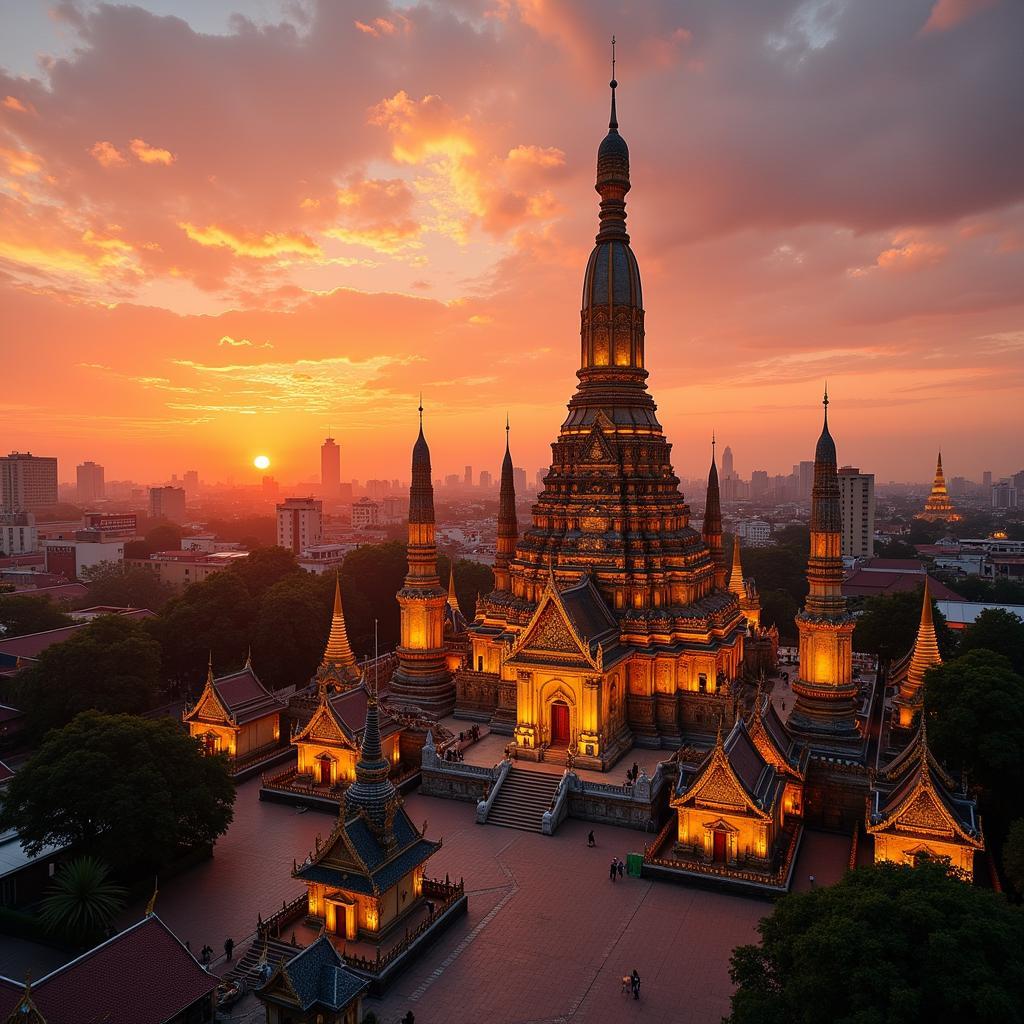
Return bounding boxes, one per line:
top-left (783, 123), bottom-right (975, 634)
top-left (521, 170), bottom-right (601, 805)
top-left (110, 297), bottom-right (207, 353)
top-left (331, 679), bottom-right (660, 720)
top-left (523, 602), bottom-right (579, 654)
top-left (190, 687), bottom-right (229, 724)
top-left (580, 425), bottom-right (616, 466)
top-left (894, 789), bottom-right (955, 836)
top-left (295, 701), bottom-right (354, 749)
top-left (689, 763), bottom-right (749, 811)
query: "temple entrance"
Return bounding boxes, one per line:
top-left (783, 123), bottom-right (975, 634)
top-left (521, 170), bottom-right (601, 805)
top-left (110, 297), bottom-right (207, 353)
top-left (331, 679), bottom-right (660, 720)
top-left (318, 757), bottom-right (331, 786)
top-left (204, 734), bottom-right (217, 755)
top-left (550, 701), bottom-right (570, 746)
top-left (713, 830), bottom-right (727, 863)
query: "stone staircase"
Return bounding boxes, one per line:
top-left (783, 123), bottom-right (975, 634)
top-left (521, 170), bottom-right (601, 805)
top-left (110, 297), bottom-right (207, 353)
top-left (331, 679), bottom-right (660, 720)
top-left (226, 935), bottom-right (300, 984)
top-left (485, 767), bottom-right (561, 833)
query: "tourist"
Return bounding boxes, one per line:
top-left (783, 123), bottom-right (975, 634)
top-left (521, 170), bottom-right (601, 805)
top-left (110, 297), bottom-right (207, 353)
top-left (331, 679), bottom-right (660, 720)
top-left (402, 1013), bottom-right (415, 1024)
top-left (631, 968), bottom-right (641, 1000)
top-left (617, 858), bottom-right (625, 879)
top-left (631, 761), bottom-right (638, 781)
top-left (610, 858), bottom-right (617, 882)
top-left (224, 937), bottom-right (234, 961)
top-left (588, 830), bottom-right (595, 847)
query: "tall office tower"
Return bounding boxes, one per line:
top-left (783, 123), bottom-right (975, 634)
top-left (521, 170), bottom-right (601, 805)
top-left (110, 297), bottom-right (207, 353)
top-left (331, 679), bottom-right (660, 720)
top-left (750, 470), bottom-right (769, 500)
top-left (464, 465), bottom-right (472, 487)
top-left (982, 470), bottom-right (992, 490)
top-left (276, 497), bottom-right (323, 554)
top-left (722, 446), bottom-right (734, 479)
top-left (479, 470), bottom-right (493, 489)
top-left (837, 466), bottom-right (876, 558)
top-left (1, 452), bottom-right (58, 512)
top-left (798, 460), bottom-right (815, 503)
top-left (321, 436), bottom-right (341, 495)
top-left (183, 469), bottom-right (199, 494)
top-left (513, 467), bottom-right (527, 494)
top-left (76, 461), bottom-right (105, 503)
top-left (149, 485), bottom-right (187, 524)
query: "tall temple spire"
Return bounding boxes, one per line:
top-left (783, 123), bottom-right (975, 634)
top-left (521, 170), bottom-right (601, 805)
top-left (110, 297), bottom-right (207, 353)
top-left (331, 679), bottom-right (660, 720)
top-left (728, 536), bottom-right (746, 599)
top-left (447, 567), bottom-right (459, 612)
top-left (895, 578), bottom-right (943, 727)
top-left (389, 401), bottom-right (454, 712)
top-left (317, 572), bottom-right (360, 691)
top-left (702, 438), bottom-right (727, 589)
top-left (916, 449), bottom-right (962, 522)
top-left (494, 416), bottom-right (519, 592)
top-left (343, 677), bottom-right (395, 835)
top-left (789, 388), bottom-right (859, 747)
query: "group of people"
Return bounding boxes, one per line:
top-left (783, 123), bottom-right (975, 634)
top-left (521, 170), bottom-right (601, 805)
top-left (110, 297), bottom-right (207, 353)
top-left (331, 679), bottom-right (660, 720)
top-left (622, 968), bottom-right (642, 1000)
top-left (609, 857), bottom-right (626, 881)
top-left (623, 761), bottom-right (641, 786)
top-left (443, 746), bottom-right (465, 763)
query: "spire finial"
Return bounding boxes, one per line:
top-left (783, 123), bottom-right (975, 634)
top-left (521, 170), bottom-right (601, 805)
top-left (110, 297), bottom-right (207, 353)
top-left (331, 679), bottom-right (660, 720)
top-left (418, 394), bottom-right (423, 430)
top-left (609, 35), bottom-right (618, 131)
top-left (505, 412), bottom-right (510, 451)
top-left (712, 432), bottom-right (716, 457)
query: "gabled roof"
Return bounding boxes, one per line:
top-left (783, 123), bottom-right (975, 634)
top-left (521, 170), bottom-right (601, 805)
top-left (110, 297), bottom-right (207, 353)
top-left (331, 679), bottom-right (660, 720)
top-left (673, 719), bottom-right (783, 820)
top-left (184, 660), bottom-right (284, 728)
top-left (0, 609), bottom-right (153, 663)
top-left (259, 935), bottom-right (367, 1012)
top-left (293, 684), bottom-right (401, 749)
top-left (868, 724), bottom-right (983, 849)
top-left (747, 692), bottom-right (808, 781)
top-left (0, 915), bottom-right (216, 1024)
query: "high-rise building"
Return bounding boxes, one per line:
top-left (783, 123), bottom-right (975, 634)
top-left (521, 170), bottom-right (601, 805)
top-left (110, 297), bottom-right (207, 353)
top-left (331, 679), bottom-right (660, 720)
top-left (0, 512), bottom-right (37, 555)
top-left (1, 452), bottom-right (58, 512)
top-left (321, 436), bottom-right (340, 494)
top-left (722, 446), bottom-right (734, 479)
top-left (149, 485), bottom-right (187, 524)
top-left (76, 461), bottom-right (105, 503)
top-left (750, 470), bottom-right (769, 500)
top-left (798, 460), bottom-right (815, 503)
top-left (276, 497), bottom-right (323, 554)
top-left (183, 469), bottom-right (199, 494)
top-left (837, 466), bottom-right (875, 559)
top-left (479, 470), bottom-right (493, 490)
top-left (982, 470), bottom-right (992, 490)
top-left (464, 465), bottom-right (472, 487)
top-left (513, 467), bottom-right (527, 494)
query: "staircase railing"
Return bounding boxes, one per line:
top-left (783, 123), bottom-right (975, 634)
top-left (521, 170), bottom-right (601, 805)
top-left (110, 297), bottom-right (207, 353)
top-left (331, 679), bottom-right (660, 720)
top-left (541, 769), bottom-right (574, 836)
top-left (475, 758), bottom-right (512, 824)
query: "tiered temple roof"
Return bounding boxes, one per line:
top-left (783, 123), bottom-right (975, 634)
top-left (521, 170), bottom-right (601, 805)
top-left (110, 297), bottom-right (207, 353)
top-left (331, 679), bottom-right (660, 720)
top-left (915, 451), bottom-right (962, 522)
top-left (293, 683), bottom-right (402, 753)
top-left (748, 690), bottom-right (809, 782)
top-left (183, 656), bottom-right (284, 729)
top-left (257, 935), bottom-right (367, 1015)
top-left (316, 573), bottom-right (361, 692)
top-left (892, 579), bottom-right (943, 727)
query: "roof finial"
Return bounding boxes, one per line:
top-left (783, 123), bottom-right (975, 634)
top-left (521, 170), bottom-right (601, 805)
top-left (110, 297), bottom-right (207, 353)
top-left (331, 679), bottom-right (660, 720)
top-left (712, 431), bottom-right (716, 457)
top-left (609, 35), bottom-right (618, 131)
top-left (418, 393), bottom-right (423, 431)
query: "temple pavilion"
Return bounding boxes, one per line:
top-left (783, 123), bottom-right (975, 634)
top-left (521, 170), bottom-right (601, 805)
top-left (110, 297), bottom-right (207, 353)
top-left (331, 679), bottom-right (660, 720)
top-left (915, 451), bottom-right (962, 522)
top-left (183, 654), bottom-right (284, 767)
top-left (867, 720), bottom-right (983, 878)
top-left (294, 683), bottom-right (440, 942)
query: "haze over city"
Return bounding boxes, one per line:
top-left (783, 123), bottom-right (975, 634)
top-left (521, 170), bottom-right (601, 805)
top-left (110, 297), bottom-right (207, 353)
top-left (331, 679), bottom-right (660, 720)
top-left (3, 0), bottom-right (1023, 484)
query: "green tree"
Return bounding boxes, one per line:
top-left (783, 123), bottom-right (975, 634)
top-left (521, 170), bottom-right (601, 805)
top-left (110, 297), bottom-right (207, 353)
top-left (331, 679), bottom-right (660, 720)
top-left (230, 546), bottom-right (302, 602)
top-left (0, 594), bottom-right (73, 638)
top-left (924, 649), bottom-right (1024, 827)
top-left (39, 856), bottom-right (127, 947)
top-left (958, 607), bottom-right (1024, 675)
top-left (728, 535), bottom-right (808, 616)
top-left (951, 576), bottom-right (1024, 605)
top-left (439, 556), bottom-right (494, 619)
top-left (340, 542), bottom-right (409, 652)
top-left (758, 589), bottom-right (800, 641)
top-left (0, 712), bottom-right (235, 875)
top-left (77, 563), bottom-right (174, 612)
top-left (727, 861), bottom-right (1024, 1024)
top-left (11, 615), bottom-right (161, 738)
top-left (853, 586), bottom-right (954, 663)
top-left (1004, 819), bottom-right (1024, 896)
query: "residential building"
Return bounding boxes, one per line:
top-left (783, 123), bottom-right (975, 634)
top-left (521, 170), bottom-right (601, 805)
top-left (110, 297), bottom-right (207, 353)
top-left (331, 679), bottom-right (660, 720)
top-left (277, 497), bottom-right (323, 553)
top-left (183, 469), bottom-right (199, 494)
top-left (127, 549), bottom-right (249, 593)
top-left (44, 539), bottom-right (124, 580)
top-left (350, 497), bottom-right (380, 528)
top-left (0, 513), bottom-right (37, 556)
top-left (0, 452), bottom-right (58, 512)
top-left (298, 543), bottom-right (349, 574)
top-left (480, 470), bottom-right (493, 490)
top-left (513, 466), bottom-right (527, 494)
top-left (750, 470), bottom-right (769, 500)
top-left (837, 466), bottom-right (875, 558)
top-left (75, 461), bottom-right (105, 503)
top-left (149, 485), bottom-right (186, 523)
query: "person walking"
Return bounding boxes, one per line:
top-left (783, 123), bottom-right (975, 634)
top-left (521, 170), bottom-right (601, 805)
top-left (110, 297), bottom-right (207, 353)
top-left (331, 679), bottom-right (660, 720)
top-left (402, 1012), bottom-right (416, 1024)
top-left (588, 830), bottom-right (595, 848)
top-left (617, 858), bottom-right (625, 879)
top-left (610, 858), bottom-right (618, 882)
top-left (224, 937), bottom-right (234, 962)
top-left (631, 968), bottom-right (641, 1000)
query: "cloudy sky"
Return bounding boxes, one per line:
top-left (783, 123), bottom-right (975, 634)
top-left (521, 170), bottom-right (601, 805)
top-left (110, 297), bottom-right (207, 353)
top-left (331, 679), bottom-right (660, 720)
top-left (1, 0), bottom-right (1021, 487)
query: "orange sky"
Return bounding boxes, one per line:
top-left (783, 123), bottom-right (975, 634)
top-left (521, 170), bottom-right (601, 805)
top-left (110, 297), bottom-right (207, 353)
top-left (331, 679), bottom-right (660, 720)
top-left (1, 0), bottom-right (1022, 487)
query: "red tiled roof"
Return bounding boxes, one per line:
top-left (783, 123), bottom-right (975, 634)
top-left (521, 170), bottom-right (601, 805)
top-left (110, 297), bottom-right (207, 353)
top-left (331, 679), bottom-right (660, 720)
top-left (213, 667), bottom-right (284, 724)
top-left (0, 915), bottom-right (216, 1024)
top-left (332, 686), bottom-right (401, 740)
top-left (0, 609), bottom-right (153, 662)
top-left (842, 571), bottom-right (961, 601)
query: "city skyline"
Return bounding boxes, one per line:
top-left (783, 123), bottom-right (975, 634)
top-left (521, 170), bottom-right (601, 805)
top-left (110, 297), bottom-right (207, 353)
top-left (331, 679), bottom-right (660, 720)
top-left (2, 1), bottom-right (1023, 482)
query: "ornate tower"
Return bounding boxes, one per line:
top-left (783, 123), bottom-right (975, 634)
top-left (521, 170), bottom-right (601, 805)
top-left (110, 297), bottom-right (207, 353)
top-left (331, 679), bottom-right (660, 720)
top-left (728, 537), bottom-right (762, 631)
top-left (789, 390), bottom-right (859, 744)
top-left (893, 578), bottom-right (942, 728)
top-left (389, 404), bottom-right (453, 713)
top-left (493, 418), bottom-right (518, 593)
top-left (915, 451), bottom-right (962, 522)
top-left (316, 572), bottom-right (361, 693)
top-left (702, 440), bottom-right (727, 590)
top-left (343, 681), bottom-right (397, 834)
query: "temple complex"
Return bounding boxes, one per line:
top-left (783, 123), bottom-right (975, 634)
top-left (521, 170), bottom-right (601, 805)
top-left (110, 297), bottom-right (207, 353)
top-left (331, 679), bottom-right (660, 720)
top-left (389, 405), bottom-right (456, 715)
top-left (294, 682), bottom-right (440, 942)
top-left (451, 73), bottom-right (746, 767)
top-left (867, 721), bottom-right (983, 878)
top-left (316, 574), bottom-right (361, 693)
top-left (183, 655), bottom-right (284, 767)
top-left (891, 579), bottom-right (943, 728)
top-left (787, 391), bottom-right (860, 750)
top-left (915, 451), bottom-right (962, 522)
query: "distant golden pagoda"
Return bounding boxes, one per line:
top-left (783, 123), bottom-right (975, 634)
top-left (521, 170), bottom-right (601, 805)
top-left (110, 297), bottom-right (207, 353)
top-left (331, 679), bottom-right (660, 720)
top-left (915, 451), bottom-right (962, 522)
top-left (316, 573), bottom-right (361, 693)
top-left (892, 578), bottom-right (942, 728)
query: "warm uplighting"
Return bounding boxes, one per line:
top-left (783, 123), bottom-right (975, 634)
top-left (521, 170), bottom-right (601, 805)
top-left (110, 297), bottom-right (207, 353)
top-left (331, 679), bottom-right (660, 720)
top-left (253, 454), bottom-right (270, 470)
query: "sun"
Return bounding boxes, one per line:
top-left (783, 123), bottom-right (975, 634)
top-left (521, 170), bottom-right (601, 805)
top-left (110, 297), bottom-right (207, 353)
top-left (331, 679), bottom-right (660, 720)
top-left (253, 454), bottom-right (270, 470)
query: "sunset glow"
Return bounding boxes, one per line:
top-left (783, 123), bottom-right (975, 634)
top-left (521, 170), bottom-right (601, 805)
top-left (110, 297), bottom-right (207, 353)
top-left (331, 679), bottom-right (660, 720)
top-left (253, 455), bottom-right (271, 471)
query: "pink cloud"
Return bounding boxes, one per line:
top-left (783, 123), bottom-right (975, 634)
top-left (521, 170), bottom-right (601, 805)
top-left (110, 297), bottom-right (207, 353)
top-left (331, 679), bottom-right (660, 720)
top-left (921, 0), bottom-right (998, 34)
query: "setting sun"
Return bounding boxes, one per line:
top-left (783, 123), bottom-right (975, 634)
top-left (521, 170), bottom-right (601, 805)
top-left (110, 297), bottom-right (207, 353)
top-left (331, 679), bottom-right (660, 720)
top-left (253, 454), bottom-right (270, 470)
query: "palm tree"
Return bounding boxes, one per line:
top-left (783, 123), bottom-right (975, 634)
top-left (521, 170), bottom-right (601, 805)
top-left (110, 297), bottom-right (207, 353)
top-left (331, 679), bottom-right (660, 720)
top-left (39, 856), bottom-right (127, 946)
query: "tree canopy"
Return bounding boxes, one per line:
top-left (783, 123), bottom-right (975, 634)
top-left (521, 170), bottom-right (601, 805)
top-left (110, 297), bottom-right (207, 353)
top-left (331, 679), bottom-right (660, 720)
top-left (727, 861), bottom-right (1024, 1024)
top-left (0, 594), bottom-right (73, 639)
top-left (77, 563), bottom-right (174, 612)
top-left (0, 712), bottom-right (234, 875)
top-left (10, 614), bottom-right (161, 738)
top-left (958, 607), bottom-right (1024, 675)
top-left (924, 649), bottom-right (1024, 828)
top-left (853, 586), bottom-right (954, 663)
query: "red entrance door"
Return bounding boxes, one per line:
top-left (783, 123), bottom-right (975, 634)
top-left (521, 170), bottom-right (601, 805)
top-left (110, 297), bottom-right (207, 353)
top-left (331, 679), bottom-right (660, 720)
top-left (319, 759), bottom-right (331, 785)
top-left (713, 831), bottom-right (727, 863)
top-left (551, 702), bottom-right (570, 745)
